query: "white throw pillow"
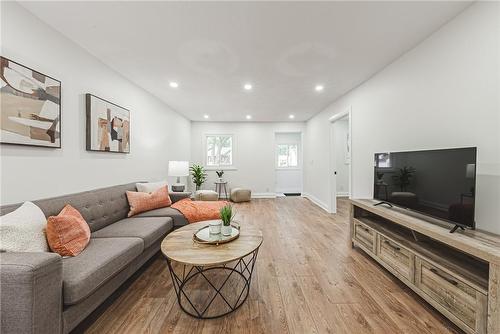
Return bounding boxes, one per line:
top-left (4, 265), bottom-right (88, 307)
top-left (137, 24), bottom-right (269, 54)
top-left (0, 201), bottom-right (49, 252)
top-left (136, 181), bottom-right (168, 193)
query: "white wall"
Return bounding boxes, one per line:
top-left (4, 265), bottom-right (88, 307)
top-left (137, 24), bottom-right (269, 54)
top-left (333, 119), bottom-right (350, 196)
top-left (0, 2), bottom-right (191, 204)
top-left (190, 122), bottom-right (305, 196)
top-left (304, 2), bottom-right (500, 233)
top-left (275, 132), bottom-right (302, 194)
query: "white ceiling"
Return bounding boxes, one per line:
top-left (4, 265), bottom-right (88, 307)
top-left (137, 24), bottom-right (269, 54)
top-left (21, 1), bottom-right (471, 122)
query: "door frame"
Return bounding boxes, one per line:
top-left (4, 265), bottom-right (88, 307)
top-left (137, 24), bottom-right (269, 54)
top-left (328, 106), bottom-right (352, 213)
top-left (274, 131), bottom-right (304, 194)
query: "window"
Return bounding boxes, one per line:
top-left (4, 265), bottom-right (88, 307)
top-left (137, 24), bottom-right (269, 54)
top-left (277, 144), bottom-right (298, 168)
top-left (375, 153), bottom-right (391, 168)
top-left (206, 135), bottom-right (233, 167)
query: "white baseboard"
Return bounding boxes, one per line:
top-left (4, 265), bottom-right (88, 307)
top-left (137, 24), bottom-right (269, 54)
top-left (251, 192), bottom-right (277, 199)
top-left (336, 192), bottom-right (350, 197)
top-left (302, 192), bottom-right (331, 213)
top-left (275, 189), bottom-right (303, 194)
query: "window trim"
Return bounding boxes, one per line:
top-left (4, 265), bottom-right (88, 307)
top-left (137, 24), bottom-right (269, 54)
top-left (204, 134), bottom-right (234, 168)
top-left (276, 143), bottom-right (300, 169)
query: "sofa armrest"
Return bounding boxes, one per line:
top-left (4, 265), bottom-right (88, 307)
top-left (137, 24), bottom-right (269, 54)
top-left (170, 192), bottom-right (192, 204)
top-left (0, 252), bottom-right (62, 334)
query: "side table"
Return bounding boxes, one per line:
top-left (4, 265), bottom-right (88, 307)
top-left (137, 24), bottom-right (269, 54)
top-left (215, 181), bottom-right (228, 199)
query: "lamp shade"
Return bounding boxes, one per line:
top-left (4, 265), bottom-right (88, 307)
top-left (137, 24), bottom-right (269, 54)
top-left (168, 161), bottom-right (189, 177)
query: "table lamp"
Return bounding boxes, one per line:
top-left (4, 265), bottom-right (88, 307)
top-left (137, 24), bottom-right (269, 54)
top-left (168, 161), bottom-right (189, 192)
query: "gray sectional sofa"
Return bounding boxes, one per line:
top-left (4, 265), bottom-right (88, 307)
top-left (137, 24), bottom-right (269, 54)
top-left (0, 182), bottom-right (190, 334)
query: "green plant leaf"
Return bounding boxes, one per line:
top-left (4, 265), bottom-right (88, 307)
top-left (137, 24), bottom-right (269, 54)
top-left (219, 204), bottom-right (234, 226)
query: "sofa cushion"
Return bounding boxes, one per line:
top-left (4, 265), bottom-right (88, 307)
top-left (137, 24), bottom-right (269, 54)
top-left (47, 205), bottom-right (90, 256)
top-left (169, 192), bottom-right (192, 204)
top-left (136, 181), bottom-right (168, 193)
top-left (134, 207), bottom-right (188, 227)
top-left (126, 186), bottom-right (172, 217)
top-left (0, 183), bottom-right (141, 232)
top-left (0, 201), bottom-right (49, 252)
top-left (62, 237), bottom-right (143, 305)
top-left (91, 217), bottom-right (173, 248)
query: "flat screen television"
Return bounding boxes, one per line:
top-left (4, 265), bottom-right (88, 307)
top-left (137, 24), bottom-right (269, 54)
top-left (373, 147), bottom-right (477, 230)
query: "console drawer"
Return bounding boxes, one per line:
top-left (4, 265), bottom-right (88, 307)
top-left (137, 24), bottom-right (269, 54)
top-left (415, 258), bottom-right (487, 333)
top-left (377, 235), bottom-right (414, 282)
top-left (353, 221), bottom-right (376, 253)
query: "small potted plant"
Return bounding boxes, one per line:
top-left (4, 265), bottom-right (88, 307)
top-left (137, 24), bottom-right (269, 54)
top-left (216, 170), bottom-right (224, 182)
top-left (220, 204), bottom-right (235, 236)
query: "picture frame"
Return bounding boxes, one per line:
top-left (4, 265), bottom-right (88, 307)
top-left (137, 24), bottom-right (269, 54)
top-left (85, 93), bottom-right (130, 153)
top-left (0, 56), bottom-right (62, 148)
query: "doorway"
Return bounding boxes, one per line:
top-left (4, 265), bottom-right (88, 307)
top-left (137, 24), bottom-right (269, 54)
top-left (275, 132), bottom-right (303, 195)
top-left (329, 108), bottom-right (352, 213)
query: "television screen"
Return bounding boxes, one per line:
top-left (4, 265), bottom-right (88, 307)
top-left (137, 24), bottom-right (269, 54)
top-left (374, 147), bottom-right (477, 228)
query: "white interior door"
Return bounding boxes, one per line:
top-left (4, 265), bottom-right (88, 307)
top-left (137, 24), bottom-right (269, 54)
top-left (333, 119), bottom-right (350, 197)
top-left (330, 123), bottom-right (338, 213)
top-left (275, 132), bottom-right (303, 194)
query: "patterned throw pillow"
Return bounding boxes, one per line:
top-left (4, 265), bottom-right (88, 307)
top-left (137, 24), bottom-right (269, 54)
top-left (46, 204), bottom-right (91, 256)
top-left (126, 186), bottom-right (172, 217)
top-left (0, 201), bottom-right (49, 252)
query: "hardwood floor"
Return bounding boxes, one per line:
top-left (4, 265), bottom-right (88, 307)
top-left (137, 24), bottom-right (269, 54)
top-left (81, 198), bottom-right (462, 334)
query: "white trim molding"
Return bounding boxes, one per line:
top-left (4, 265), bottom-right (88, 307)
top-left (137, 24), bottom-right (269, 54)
top-left (251, 193), bottom-right (277, 199)
top-left (329, 109), bottom-right (350, 122)
top-left (302, 192), bottom-right (331, 213)
top-left (204, 133), bottom-right (235, 168)
top-left (328, 106), bottom-right (353, 213)
top-left (204, 167), bottom-right (238, 171)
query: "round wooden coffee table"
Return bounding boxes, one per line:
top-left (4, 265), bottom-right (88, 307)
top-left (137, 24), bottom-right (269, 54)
top-left (161, 221), bottom-right (263, 319)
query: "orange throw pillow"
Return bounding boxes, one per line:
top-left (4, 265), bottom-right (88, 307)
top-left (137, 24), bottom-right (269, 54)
top-left (126, 186), bottom-right (172, 217)
top-left (46, 205), bottom-right (91, 256)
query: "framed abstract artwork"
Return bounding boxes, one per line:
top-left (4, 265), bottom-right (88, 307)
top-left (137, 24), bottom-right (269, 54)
top-left (86, 94), bottom-right (130, 153)
top-left (0, 56), bottom-right (61, 148)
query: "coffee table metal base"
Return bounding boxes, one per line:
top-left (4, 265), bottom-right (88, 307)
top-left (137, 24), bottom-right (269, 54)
top-left (166, 248), bottom-right (259, 319)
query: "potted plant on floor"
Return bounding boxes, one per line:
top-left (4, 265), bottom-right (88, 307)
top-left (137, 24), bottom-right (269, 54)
top-left (190, 164), bottom-right (207, 191)
top-left (220, 204), bottom-right (235, 236)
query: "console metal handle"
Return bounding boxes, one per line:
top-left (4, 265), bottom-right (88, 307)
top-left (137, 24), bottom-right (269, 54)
top-left (429, 268), bottom-right (458, 286)
top-left (383, 240), bottom-right (401, 251)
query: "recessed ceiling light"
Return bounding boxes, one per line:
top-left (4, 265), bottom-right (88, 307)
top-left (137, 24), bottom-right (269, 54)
top-left (315, 85), bottom-right (324, 92)
top-left (244, 83), bottom-right (253, 91)
top-left (289, 114), bottom-right (295, 119)
top-left (203, 114), bottom-right (209, 119)
top-left (246, 115), bottom-right (252, 120)
top-left (169, 81), bottom-right (179, 88)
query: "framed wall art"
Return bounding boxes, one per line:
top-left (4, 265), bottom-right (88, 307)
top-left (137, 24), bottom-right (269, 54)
top-left (0, 56), bottom-right (61, 148)
top-left (86, 93), bottom-right (130, 153)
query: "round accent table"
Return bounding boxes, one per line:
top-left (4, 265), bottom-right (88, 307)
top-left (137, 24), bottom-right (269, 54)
top-left (161, 221), bottom-right (263, 319)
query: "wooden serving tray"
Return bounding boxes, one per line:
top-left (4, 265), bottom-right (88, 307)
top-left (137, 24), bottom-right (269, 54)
top-left (193, 222), bottom-right (241, 245)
